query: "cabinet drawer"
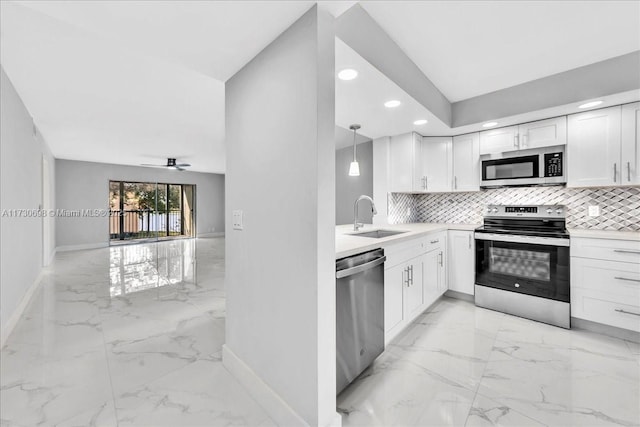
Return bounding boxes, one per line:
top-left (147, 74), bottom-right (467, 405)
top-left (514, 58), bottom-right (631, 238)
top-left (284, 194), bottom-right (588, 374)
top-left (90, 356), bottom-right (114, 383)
top-left (385, 237), bottom-right (425, 268)
top-left (571, 257), bottom-right (640, 299)
top-left (571, 237), bottom-right (640, 264)
top-left (422, 231), bottom-right (446, 253)
top-left (572, 289), bottom-right (640, 332)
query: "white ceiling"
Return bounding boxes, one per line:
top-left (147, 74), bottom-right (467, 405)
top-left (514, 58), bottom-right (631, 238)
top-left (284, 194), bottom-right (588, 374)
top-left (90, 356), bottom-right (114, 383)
top-left (1, 1), bottom-right (639, 173)
top-left (0, 0), bottom-right (315, 173)
top-left (335, 38), bottom-right (451, 141)
top-left (361, 0), bottom-right (640, 102)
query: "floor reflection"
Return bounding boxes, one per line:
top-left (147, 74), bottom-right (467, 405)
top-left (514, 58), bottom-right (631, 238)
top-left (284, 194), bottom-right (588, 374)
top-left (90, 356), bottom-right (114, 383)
top-left (109, 239), bottom-right (197, 297)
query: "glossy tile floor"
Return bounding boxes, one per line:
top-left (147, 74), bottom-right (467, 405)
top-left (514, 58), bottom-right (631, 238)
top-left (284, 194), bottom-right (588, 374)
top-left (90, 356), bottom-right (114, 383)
top-left (2, 239), bottom-right (639, 426)
top-left (1, 238), bottom-right (274, 427)
top-left (338, 298), bottom-right (640, 427)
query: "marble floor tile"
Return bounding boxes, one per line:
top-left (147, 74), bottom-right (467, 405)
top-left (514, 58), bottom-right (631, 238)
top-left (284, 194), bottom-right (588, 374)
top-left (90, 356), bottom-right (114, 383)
top-left (3, 236), bottom-right (640, 427)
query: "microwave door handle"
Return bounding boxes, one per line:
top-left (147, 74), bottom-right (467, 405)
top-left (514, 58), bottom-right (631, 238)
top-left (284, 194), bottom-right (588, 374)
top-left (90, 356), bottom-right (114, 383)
top-left (514, 134), bottom-right (519, 148)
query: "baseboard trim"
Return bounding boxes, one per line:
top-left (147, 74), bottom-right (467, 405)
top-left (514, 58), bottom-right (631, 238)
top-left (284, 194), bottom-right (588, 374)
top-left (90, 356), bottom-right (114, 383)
top-left (1, 269), bottom-right (45, 348)
top-left (223, 344), bottom-right (310, 426)
top-left (198, 232), bottom-right (225, 238)
top-left (571, 317), bottom-right (640, 344)
top-left (444, 289), bottom-right (475, 302)
top-left (56, 242), bottom-right (108, 252)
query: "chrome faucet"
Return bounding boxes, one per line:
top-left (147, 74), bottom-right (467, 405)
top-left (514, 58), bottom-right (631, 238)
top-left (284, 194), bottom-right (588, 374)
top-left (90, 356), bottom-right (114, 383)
top-left (354, 195), bottom-right (377, 231)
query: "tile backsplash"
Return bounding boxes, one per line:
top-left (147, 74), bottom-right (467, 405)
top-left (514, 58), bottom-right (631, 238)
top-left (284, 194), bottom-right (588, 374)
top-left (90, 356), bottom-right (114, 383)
top-left (388, 186), bottom-right (640, 231)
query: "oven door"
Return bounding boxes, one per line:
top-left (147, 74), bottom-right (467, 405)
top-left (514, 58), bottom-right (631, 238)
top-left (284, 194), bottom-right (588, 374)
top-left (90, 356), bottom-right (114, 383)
top-left (475, 233), bottom-right (570, 302)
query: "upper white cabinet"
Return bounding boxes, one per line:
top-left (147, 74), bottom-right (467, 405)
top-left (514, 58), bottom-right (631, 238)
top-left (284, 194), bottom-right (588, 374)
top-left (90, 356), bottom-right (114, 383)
top-left (420, 137), bottom-right (452, 192)
top-left (389, 132), bottom-right (422, 192)
top-left (518, 117), bottom-right (567, 150)
top-left (621, 102), bottom-right (640, 185)
top-left (479, 125), bottom-right (518, 154)
top-left (479, 117), bottom-right (567, 155)
top-left (452, 133), bottom-right (480, 192)
top-left (567, 106), bottom-right (623, 187)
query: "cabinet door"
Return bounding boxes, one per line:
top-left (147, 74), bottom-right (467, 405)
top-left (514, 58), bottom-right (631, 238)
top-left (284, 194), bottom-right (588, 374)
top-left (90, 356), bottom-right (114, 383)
top-left (420, 136), bottom-right (452, 192)
top-left (479, 126), bottom-right (518, 155)
top-left (404, 257), bottom-right (424, 319)
top-left (621, 102), bottom-right (640, 185)
top-left (423, 248), bottom-right (441, 308)
top-left (452, 133), bottom-right (480, 192)
top-left (447, 230), bottom-right (475, 295)
top-left (518, 116), bottom-right (567, 149)
top-left (389, 132), bottom-right (418, 192)
top-left (384, 263), bottom-right (406, 333)
top-left (567, 106), bottom-right (622, 187)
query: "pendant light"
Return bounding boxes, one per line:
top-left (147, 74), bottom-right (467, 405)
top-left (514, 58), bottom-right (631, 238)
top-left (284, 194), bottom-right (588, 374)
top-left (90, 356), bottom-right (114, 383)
top-left (348, 124), bottom-right (361, 176)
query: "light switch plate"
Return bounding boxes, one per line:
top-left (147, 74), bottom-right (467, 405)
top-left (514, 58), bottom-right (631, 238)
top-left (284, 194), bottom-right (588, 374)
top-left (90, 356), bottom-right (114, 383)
top-left (232, 210), bottom-right (243, 230)
top-left (588, 205), bottom-right (600, 217)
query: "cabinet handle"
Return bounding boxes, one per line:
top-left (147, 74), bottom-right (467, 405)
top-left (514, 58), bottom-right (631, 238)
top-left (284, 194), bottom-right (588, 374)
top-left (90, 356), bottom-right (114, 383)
top-left (424, 176), bottom-right (428, 190)
top-left (430, 239), bottom-right (439, 244)
top-left (409, 265), bottom-right (413, 285)
top-left (628, 162), bottom-right (631, 182)
top-left (514, 134), bottom-right (519, 148)
top-left (614, 276), bottom-right (640, 283)
top-left (468, 234), bottom-right (471, 249)
top-left (454, 176), bottom-right (458, 190)
top-left (614, 249), bottom-right (640, 254)
top-left (403, 268), bottom-right (409, 287)
top-left (615, 308), bottom-right (640, 317)
top-left (438, 251), bottom-right (443, 266)
top-left (613, 163), bottom-right (617, 183)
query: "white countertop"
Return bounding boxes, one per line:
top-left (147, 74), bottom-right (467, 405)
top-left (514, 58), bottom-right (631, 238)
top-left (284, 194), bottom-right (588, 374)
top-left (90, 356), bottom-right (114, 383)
top-left (336, 223), bottom-right (479, 259)
top-left (568, 228), bottom-right (640, 242)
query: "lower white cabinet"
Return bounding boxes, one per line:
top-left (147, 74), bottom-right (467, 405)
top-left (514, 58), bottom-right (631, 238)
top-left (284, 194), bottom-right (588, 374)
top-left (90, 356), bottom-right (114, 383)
top-left (447, 230), bottom-right (475, 295)
top-left (571, 237), bottom-right (640, 333)
top-left (384, 232), bottom-right (447, 344)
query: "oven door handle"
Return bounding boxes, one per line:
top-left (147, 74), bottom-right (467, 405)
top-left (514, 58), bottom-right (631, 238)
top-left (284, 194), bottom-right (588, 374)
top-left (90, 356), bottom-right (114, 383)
top-left (474, 232), bottom-right (570, 247)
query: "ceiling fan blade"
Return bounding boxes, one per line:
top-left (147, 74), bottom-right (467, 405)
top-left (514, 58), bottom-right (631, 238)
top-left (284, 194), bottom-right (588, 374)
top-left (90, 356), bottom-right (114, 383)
top-left (175, 163), bottom-right (191, 167)
top-left (140, 164), bottom-right (165, 167)
top-left (175, 166), bottom-right (186, 171)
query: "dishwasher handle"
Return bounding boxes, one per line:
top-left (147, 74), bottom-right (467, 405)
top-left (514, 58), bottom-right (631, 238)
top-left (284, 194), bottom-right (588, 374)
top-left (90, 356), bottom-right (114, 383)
top-left (336, 256), bottom-right (386, 279)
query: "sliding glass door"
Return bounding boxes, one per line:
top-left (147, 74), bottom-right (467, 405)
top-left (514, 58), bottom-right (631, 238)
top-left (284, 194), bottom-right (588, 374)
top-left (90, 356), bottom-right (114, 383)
top-left (109, 181), bottom-right (196, 243)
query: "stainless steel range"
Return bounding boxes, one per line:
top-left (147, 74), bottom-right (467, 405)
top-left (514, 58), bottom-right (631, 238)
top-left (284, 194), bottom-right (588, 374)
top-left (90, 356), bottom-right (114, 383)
top-left (474, 205), bottom-right (570, 328)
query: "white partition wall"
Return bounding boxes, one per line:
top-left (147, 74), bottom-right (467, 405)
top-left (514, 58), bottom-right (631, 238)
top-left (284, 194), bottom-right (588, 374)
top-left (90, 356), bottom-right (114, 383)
top-left (224, 6), bottom-right (339, 427)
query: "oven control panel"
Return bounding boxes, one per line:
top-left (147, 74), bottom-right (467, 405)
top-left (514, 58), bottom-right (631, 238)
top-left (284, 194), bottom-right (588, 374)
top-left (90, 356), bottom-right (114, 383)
top-left (486, 205), bottom-right (565, 218)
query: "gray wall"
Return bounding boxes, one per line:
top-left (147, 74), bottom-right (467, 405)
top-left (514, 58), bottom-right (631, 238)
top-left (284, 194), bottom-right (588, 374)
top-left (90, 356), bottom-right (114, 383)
top-left (55, 159), bottom-right (224, 249)
top-left (1, 67), bottom-right (56, 343)
top-left (336, 141), bottom-right (373, 225)
top-left (224, 6), bottom-right (338, 426)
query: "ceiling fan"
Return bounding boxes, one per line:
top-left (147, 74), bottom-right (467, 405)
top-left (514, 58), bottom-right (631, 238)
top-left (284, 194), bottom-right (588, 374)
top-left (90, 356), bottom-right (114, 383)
top-left (141, 158), bottom-right (191, 171)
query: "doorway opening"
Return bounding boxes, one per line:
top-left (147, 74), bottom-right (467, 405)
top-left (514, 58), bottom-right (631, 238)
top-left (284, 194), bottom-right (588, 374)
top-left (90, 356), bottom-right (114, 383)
top-left (109, 181), bottom-right (196, 244)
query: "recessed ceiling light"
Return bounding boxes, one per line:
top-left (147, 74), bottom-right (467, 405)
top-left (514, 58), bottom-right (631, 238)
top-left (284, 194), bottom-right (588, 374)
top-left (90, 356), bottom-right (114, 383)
top-left (338, 69), bottom-right (358, 80)
top-left (578, 100), bottom-right (603, 109)
top-left (384, 100), bottom-right (401, 108)
top-left (413, 119), bottom-right (428, 125)
top-left (482, 122), bottom-right (498, 128)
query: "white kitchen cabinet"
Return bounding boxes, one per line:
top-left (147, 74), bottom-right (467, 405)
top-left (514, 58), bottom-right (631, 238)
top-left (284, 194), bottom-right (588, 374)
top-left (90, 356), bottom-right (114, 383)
top-left (571, 237), bottom-right (640, 333)
top-left (621, 102), bottom-right (640, 185)
top-left (479, 126), bottom-right (518, 155)
top-left (383, 232), bottom-right (447, 344)
top-left (422, 232), bottom-right (447, 308)
top-left (384, 262), bottom-right (407, 334)
top-left (384, 253), bottom-right (424, 343)
top-left (479, 117), bottom-right (567, 155)
top-left (389, 132), bottom-right (422, 192)
top-left (567, 106), bottom-right (622, 187)
top-left (517, 116), bottom-right (567, 150)
top-left (452, 133), bottom-right (480, 192)
top-left (420, 137), bottom-right (452, 192)
top-left (447, 230), bottom-right (475, 295)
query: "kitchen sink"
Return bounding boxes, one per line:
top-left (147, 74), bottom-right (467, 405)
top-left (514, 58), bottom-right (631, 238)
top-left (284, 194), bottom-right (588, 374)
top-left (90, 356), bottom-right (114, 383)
top-left (351, 229), bottom-right (408, 239)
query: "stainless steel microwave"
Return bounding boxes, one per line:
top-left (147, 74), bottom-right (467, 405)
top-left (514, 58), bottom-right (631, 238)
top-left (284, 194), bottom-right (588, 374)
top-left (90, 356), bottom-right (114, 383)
top-left (480, 146), bottom-right (566, 188)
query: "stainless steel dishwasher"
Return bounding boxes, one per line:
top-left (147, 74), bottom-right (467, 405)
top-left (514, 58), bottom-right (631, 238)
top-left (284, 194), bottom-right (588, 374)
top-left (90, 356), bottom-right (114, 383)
top-left (336, 248), bottom-right (386, 395)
